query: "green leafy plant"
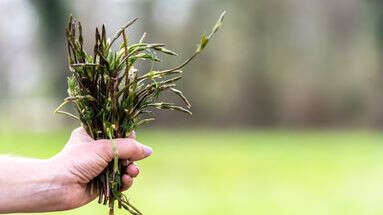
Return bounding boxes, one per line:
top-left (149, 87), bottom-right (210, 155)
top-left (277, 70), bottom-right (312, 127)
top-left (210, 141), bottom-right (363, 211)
top-left (55, 11), bottom-right (225, 215)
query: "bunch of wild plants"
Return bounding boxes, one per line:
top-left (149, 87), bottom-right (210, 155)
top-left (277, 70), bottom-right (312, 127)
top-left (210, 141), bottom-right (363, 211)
top-left (55, 11), bottom-right (225, 215)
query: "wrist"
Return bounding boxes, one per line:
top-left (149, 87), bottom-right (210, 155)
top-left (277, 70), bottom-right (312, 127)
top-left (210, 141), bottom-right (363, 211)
top-left (0, 157), bottom-right (70, 213)
top-left (42, 158), bottom-right (73, 209)
top-left (44, 157), bottom-right (81, 211)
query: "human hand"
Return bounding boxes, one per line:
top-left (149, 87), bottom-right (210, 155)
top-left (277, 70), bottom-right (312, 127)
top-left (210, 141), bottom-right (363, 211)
top-left (50, 127), bottom-right (153, 210)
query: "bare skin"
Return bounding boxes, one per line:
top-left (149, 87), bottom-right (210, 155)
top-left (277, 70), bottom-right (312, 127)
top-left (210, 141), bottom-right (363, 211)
top-left (0, 127), bottom-right (152, 213)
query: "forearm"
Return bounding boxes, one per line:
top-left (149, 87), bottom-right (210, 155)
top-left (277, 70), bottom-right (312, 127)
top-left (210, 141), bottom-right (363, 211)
top-left (0, 156), bottom-right (68, 213)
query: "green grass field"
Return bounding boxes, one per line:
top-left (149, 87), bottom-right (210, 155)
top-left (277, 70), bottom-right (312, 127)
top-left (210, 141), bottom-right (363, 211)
top-left (1, 129), bottom-right (383, 215)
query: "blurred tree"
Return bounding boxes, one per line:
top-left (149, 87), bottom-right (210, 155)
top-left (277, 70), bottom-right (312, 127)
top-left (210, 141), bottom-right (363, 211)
top-left (366, 0), bottom-right (383, 126)
top-left (30, 0), bottom-right (69, 98)
top-left (240, 0), bottom-right (277, 125)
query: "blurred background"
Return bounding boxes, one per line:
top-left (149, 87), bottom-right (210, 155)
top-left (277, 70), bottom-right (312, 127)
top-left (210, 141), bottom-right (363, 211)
top-left (2, 0), bottom-right (383, 214)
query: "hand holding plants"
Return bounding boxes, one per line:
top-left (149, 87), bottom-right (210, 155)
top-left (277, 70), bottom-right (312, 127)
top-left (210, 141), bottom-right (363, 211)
top-left (56, 11), bottom-right (225, 214)
top-left (0, 127), bottom-right (151, 214)
top-left (50, 127), bottom-right (152, 210)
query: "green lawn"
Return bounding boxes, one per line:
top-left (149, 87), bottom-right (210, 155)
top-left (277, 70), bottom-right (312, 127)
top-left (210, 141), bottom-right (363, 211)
top-left (1, 129), bottom-right (383, 215)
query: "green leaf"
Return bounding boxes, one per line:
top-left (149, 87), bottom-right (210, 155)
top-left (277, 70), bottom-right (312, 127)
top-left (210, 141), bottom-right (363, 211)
top-left (153, 46), bottom-right (178, 56)
top-left (134, 53), bottom-right (161, 62)
top-left (199, 34), bottom-right (209, 51)
top-left (211, 11), bottom-right (226, 35)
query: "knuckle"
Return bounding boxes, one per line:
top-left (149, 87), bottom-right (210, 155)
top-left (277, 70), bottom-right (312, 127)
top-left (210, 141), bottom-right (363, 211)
top-left (95, 140), bottom-right (113, 159)
top-left (70, 128), bottom-right (80, 137)
top-left (130, 131), bottom-right (136, 139)
top-left (120, 139), bottom-right (142, 160)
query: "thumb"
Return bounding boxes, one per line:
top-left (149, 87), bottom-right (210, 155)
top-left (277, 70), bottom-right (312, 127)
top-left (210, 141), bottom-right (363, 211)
top-left (127, 131), bottom-right (136, 139)
top-left (94, 138), bottom-right (153, 161)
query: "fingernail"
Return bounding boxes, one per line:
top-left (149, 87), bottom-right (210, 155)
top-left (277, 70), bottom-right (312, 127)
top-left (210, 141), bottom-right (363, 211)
top-left (128, 164), bottom-right (140, 177)
top-left (143, 145), bottom-right (153, 157)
